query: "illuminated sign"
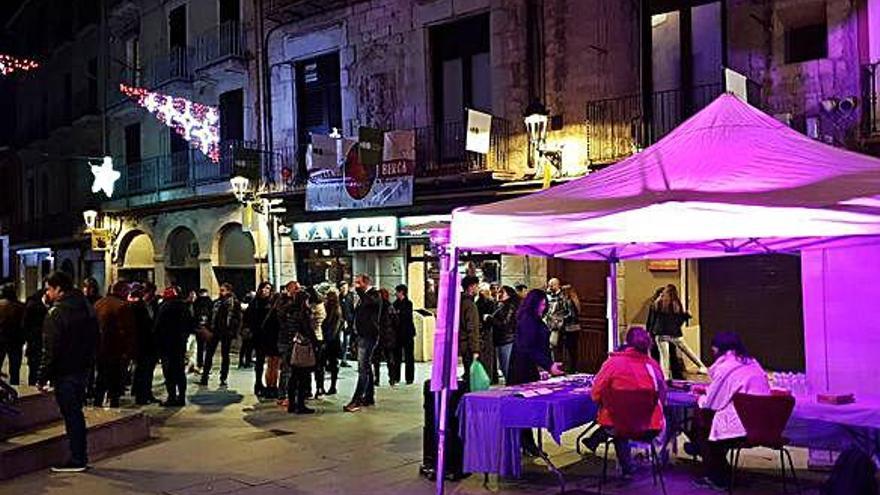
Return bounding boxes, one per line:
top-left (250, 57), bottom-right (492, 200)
top-left (347, 217), bottom-right (397, 251)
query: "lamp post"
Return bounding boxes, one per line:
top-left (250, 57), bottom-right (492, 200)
top-left (523, 99), bottom-right (561, 182)
top-left (229, 176), bottom-right (286, 285)
top-left (83, 209), bottom-right (98, 232)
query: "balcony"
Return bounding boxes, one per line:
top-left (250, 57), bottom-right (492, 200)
top-left (194, 21), bottom-right (245, 70)
top-left (863, 62), bottom-right (879, 139)
top-left (265, 0), bottom-right (369, 23)
top-left (149, 46), bottom-right (194, 88)
top-left (112, 140), bottom-right (266, 202)
top-left (264, 117), bottom-right (513, 193)
top-left (11, 212), bottom-right (81, 245)
top-left (585, 83), bottom-right (724, 165)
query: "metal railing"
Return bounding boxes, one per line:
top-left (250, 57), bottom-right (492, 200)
top-left (11, 212), bottom-right (81, 244)
top-left (113, 140), bottom-right (262, 199)
top-left (585, 83), bottom-right (725, 165)
top-left (863, 62), bottom-right (879, 137)
top-left (264, 117), bottom-right (513, 193)
top-left (194, 20), bottom-right (244, 68)
top-left (149, 45), bottom-right (194, 87)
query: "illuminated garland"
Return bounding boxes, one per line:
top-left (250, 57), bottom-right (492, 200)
top-left (0, 54), bottom-right (39, 76)
top-left (119, 84), bottom-right (220, 163)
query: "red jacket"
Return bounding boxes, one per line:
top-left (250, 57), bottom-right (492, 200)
top-left (591, 348), bottom-right (666, 430)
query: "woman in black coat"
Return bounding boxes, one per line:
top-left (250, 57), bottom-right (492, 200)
top-left (322, 290), bottom-right (343, 395)
top-left (245, 282), bottom-right (274, 397)
top-left (156, 287), bottom-right (195, 407)
top-left (508, 289), bottom-right (562, 386)
top-left (286, 291), bottom-right (316, 415)
top-left (491, 286), bottom-right (519, 382)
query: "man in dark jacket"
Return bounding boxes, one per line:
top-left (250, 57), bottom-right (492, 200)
top-left (131, 283), bottom-right (160, 405)
top-left (344, 274), bottom-right (382, 412)
top-left (94, 281), bottom-right (136, 408)
top-left (201, 283), bottom-right (242, 387)
top-left (459, 276), bottom-right (481, 388)
top-left (0, 284), bottom-right (25, 385)
top-left (38, 271), bottom-right (99, 472)
top-left (23, 286), bottom-right (49, 386)
top-left (156, 286), bottom-right (194, 406)
top-left (393, 284), bottom-right (416, 385)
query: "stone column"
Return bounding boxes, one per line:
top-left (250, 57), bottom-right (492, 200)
top-left (152, 254), bottom-right (166, 289)
top-left (199, 256), bottom-right (217, 296)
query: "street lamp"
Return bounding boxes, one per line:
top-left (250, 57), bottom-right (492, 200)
top-left (230, 176), bottom-right (251, 203)
top-left (83, 209), bottom-right (98, 231)
top-left (523, 99), bottom-right (561, 182)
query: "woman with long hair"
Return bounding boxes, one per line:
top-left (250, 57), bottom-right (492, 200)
top-left (322, 290), bottom-right (343, 395)
top-left (287, 290), bottom-right (316, 414)
top-left (560, 285), bottom-right (581, 371)
top-left (653, 284), bottom-right (707, 377)
top-left (246, 282), bottom-right (274, 398)
top-left (491, 285), bottom-right (520, 382)
top-left (373, 288), bottom-right (400, 387)
top-left (306, 286), bottom-right (327, 398)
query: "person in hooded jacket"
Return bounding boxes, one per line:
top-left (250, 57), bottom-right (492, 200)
top-left (156, 287), bottom-right (195, 406)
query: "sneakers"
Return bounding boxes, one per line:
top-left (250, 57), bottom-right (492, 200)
top-left (343, 402), bottom-right (362, 413)
top-left (51, 461), bottom-right (88, 473)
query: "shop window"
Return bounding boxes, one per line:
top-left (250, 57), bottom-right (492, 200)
top-left (785, 23), bottom-right (827, 63)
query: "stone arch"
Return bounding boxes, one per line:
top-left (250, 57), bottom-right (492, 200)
top-left (165, 226), bottom-right (200, 268)
top-left (213, 222), bottom-right (256, 297)
top-left (117, 230), bottom-right (156, 268)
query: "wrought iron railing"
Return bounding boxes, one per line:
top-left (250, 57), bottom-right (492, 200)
top-left (149, 45), bottom-right (194, 87)
top-left (863, 62), bottom-right (879, 137)
top-left (585, 83), bottom-right (725, 165)
top-left (194, 20), bottom-right (244, 68)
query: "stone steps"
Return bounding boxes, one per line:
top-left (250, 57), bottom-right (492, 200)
top-left (0, 407), bottom-right (151, 480)
top-left (0, 387), bottom-right (63, 439)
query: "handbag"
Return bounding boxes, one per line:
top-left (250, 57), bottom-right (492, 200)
top-left (549, 329), bottom-right (560, 347)
top-left (564, 321), bottom-right (581, 332)
top-left (290, 332), bottom-right (316, 368)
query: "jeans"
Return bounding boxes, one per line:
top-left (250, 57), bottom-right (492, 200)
top-left (162, 348), bottom-right (187, 402)
top-left (313, 342), bottom-right (326, 392)
top-left (0, 342), bottom-right (23, 385)
top-left (341, 326), bottom-right (352, 361)
top-left (55, 373), bottom-right (89, 466)
top-left (278, 350), bottom-right (291, 400)
top-left (133, 353), bottom-right (158, 402)
top-left (496, 343), bottom-right (514, 382)
top-left (288, 366), bottom-right (311, 411)
top-left (656, 335), bottom-right (705, 378)
top-left (352, 336), bottom-right (377, 404)
top-left (94, 360), bottom-right (125, 407)
top-left (202, 334), bottom-right (232, 383)
top-left (401, 337), bottom-right (415, 384)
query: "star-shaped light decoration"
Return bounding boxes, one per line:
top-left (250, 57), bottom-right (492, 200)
top-left (91, 156), bottom-right (121, 198)
top-left (119, 84), bottom-right (220, 163)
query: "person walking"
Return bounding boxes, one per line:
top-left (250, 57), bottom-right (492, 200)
top-left (322, 290), bottom-right (343, 395)
top-left (130, 284), bottom-right (160, 405)
top-left (191, 288), bottom-right (213, 373)
top-left (156, 286), bottom-right (194, 406)
top-left (652, 284), bottom-right (707, 377)
top-left (491, 285), bottom-right (520, 382)
top-left (238, 292), bottom-right (256, 369)
top-left (94, 281), bottom-right (136, 408)
top-left (344, 274), bottom-right (381, 413)
top-left (201, 283), bottom-right (242, 388)
top-left (0, 284), bottom-right (25, 385)
top-left (245, 282), bottom-right (274, 397)
top-left (307, 287), bottom-right (327, 397)
top-left (459, 276), bottom-right (481, 388)
top-left (37, 271), bottom-right (99, 472)
top-left (287, 291), bottom-right (316, 415)
top-left (393, 284), bottom-right (416, 385)
top-left (338, 281), bottom-right (356, 367)
top-left (23, 285), bottom-right (49, 386)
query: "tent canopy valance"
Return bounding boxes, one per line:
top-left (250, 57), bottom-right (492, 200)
top-left (450, 94), bottom-right (880, 260)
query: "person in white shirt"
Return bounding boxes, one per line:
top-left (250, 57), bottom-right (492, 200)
top-left (694, 332), bottom-right (770, 490)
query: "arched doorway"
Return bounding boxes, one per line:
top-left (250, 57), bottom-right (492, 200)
top-left (213, 223), bottom-right (255, 299)
top-left (118, 231), bottom-right (155, 283)
top-left (165, 226), bottom-right (200, 295)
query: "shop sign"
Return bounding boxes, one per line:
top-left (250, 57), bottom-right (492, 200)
top-left (346, 217), bottom-right (398, 251)
top-left (91, 229), bottom-right (111, 252)
top-left (292, 221), bottom-right (347, 242)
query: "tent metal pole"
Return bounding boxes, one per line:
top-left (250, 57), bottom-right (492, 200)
top-left (607, 259), bottom-right (620, 353)
top-left (435, 245), bottom-right (459, 495)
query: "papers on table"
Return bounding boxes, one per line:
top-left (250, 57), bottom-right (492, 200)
top-left (516, 388), bottom-right (555, 398)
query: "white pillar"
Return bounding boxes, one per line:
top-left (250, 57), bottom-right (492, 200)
top-left (607, 260), bottom-right (620, 353)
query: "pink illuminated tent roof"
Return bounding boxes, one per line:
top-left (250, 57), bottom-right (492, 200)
top-left (451, 93), bottom-right (880, 260)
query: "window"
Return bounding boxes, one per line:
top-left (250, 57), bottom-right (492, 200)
top-left (295, 53), bottom-right (342, 173)
top-left (125, 37), bottom-right (141, 86)
top-left (87, 58), bottom-right (98, 113)
top-left (169, 6), bottom-right (187, 49)
top-left (125, 124), bottom-right (141, 165)
top-left (220, 0), bottom-right (240, 23)
top-left (63, 73), bottom-right (72, 123)
top-left (219, 88), bottom-right (244, 142)
top-left (785, 23), bottom-right (827, 63)
top-left (430, 14), bottom-right (491, 124)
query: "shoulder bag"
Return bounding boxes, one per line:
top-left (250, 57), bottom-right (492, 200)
top-left (291, 332), bottom-right (316, 368)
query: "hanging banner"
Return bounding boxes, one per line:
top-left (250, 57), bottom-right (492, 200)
top-left (465, 108), bottom-right (492, 154)
top-left (305, 130), bottom-right (415, 211)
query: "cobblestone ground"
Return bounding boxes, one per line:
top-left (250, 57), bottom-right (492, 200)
top-left (0, 361), bottom-right (826, 495)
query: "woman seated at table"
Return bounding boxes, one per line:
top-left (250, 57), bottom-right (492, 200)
top-left (591, 326), bottom-right (666, 479)
top-left (509, 289), bottom-right (564, 454)
top-left (694, 331), bottom-right (770, 491)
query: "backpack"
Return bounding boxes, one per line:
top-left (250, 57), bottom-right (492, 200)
top-left (821, 447), bottom-right (877, 495)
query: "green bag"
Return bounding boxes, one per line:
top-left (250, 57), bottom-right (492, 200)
top-left (469, 360), bottom-right (491, 392)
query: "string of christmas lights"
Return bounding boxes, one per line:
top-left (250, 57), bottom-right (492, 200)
top-left (119, 84), bottom-right (221, 163)
top-left (0, 54), bottom-right (40, 76)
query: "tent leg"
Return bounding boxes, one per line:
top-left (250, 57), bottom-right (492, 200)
top-left (607, 260), bottom-right (620, 353)
top-left (435, 245), bottom-right (460, 495)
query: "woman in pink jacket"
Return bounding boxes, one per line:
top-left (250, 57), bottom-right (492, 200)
top-left (695, 332), bottom-right (770, 490)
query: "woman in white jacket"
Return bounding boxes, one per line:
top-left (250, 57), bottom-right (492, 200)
top-left (695, 332), bottom-right (770, 490)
